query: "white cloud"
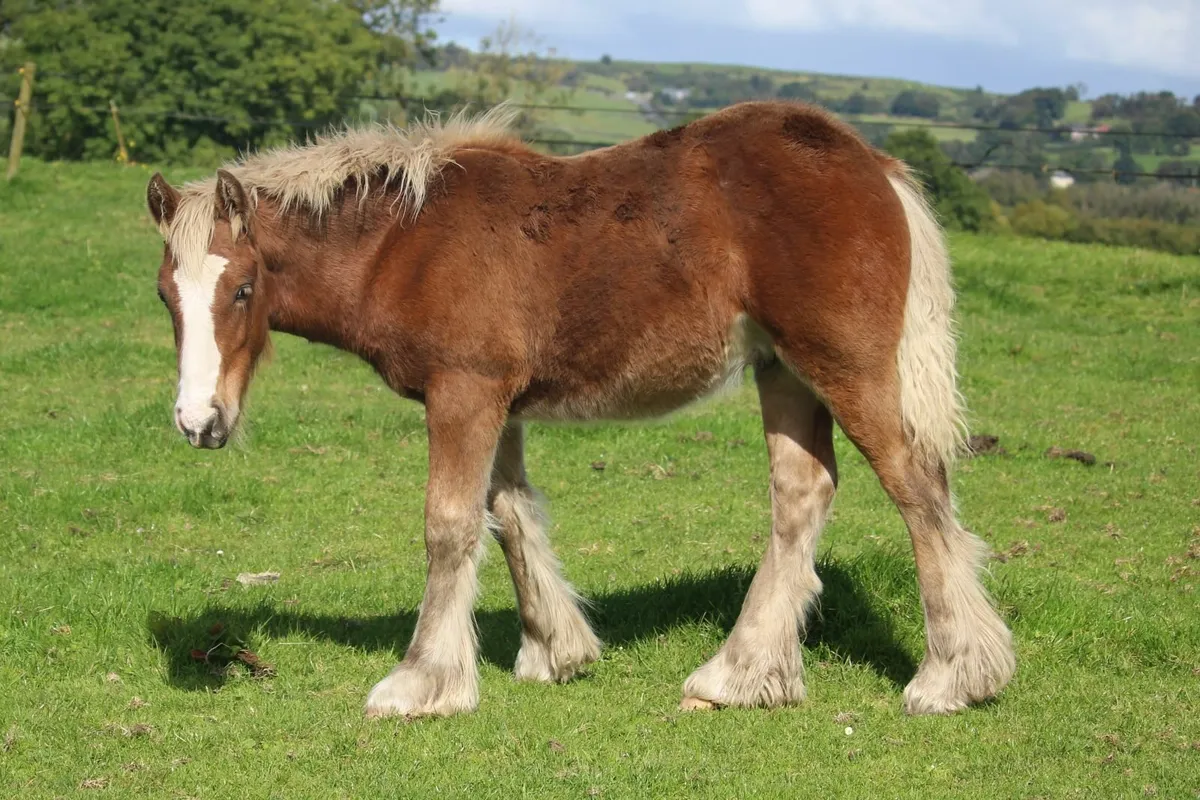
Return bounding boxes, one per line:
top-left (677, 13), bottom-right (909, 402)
top-left (440, 0), bottom-right (613, 34)
top-left (440, 0), bottom-right (1200, 79)
top-left (740, 0), bottom-right (1018, 46)
top-left (1064, 2), bottom-right (1198, 77)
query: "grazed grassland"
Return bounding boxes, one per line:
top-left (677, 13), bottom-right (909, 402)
top-left (1, 161), bottom-right (1198, 798)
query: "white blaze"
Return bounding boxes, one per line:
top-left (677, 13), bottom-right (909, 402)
top-left (173, 254), bottom-right (229, 433)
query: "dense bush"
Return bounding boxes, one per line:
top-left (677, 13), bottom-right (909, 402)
top-left (976, 170), bottom-right (1044, 207)
top-left (1009, 200), bottom-right (1076, 239)
top-left (890, 90), bottom-right (940, 119)
top-left (884, 129), bottom-right (997, 231)
top-left (1058, 181), bottom-right (1200, 226)
top-left (1156, 160), bottom-right (1200, 186)
top-left (1009, 200), bottom-right (1200, 255)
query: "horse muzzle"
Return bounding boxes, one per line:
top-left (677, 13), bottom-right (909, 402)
top-left (176, 404), bottom-right (231, 449)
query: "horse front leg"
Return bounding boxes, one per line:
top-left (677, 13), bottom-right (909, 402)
top-left (489, 422), bottom-right (601, 683)
top-left (365, 375), bottom-right (508, 719)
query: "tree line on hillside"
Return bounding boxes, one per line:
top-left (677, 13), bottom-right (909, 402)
top-left (553, 60), bottom-right (1200, 193)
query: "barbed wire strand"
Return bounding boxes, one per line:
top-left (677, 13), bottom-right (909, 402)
top-left (11, 67), bottom-right (1200, 140)
top-left (353, 93), bottom-right (1200, 140)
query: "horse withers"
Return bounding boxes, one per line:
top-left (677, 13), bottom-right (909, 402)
top-left (146, 101), bottom-right (1015, 719)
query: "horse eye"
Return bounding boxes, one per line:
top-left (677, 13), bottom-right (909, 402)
top-left (157, 287), bottom-right (167, 305)
top-left (235, 284), bottom-right (252, 302)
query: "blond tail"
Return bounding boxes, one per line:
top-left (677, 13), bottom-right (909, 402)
top-left (887, 165), bottom-right (967, 466)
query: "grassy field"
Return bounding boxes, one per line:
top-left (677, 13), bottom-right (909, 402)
top-left (1, 159), bottom-right (1199, 798)
top-left (406, 69), bottom-right (658, 145)
top-left (847, 113), bottom-right (979, 144)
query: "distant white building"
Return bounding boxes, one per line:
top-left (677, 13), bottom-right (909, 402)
top-left (1068, 124), bottom-right (1111, 142)
top-left (659, 87), bottom-right (691, 103)
top-left (1049, 170), bottom-right (1076, 189)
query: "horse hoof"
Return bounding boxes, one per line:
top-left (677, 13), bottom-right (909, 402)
top-left (679, 696), bottom-right (717, 712)
top-left (363, 660), bottom-right (478, 720)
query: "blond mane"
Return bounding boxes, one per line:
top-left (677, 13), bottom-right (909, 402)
top-left (163, 104), bottom-right (521, 276)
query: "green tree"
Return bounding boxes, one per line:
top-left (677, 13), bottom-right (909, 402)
top-left (844, 92), bottom-right (869, 114)
top-left (1156, 160), bottom-right (1200, 187)
top-left (1056, 147), bottom-right (1109, 182)
top-left (778, 81), bottom-right (815, 102)
top-left (884, 129), bottom-right (996, 232)
top-left (347, 0), bottom-right (439, 64)
top-left (2, 0), bottom-right (412, 163)
top-left (748, 73), bottom-right (773, 97)
top-left (984, 87), bottom-right (1069, 128)
top-left (890, 90), bottom-right (940, 119)
top-left (1113, 146), bottom-right (1140, 185)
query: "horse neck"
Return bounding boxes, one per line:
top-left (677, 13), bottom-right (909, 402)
top-left (257, 196), bottom-right (392, 352)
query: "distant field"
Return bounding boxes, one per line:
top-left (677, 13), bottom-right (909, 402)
top-left (848, 113), bottom-right (979, 143)
top-left (597, 59), bottom-right (991, 108)
top-left (1063, 100), bottom-right (1095, 124)
top-left (1, 160), bottom-right (1198, 798)
top-left (407, 69), bottom-right (658, 144)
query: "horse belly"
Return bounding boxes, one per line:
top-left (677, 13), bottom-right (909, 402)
top-left (514, 314), bottom-right (772, 422)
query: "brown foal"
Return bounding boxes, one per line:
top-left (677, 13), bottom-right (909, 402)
top-left (146, 101), bottom-right (1015, 719)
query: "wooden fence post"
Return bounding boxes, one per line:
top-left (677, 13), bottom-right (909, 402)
top-left (110, 100), bottom-right (129, 163)
top-left (6, 61), bottom-right (36, 181)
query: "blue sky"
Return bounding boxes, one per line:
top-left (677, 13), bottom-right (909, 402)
top-left (436, 0), bottom-right (1200, 98)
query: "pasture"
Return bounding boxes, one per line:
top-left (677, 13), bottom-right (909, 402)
top-left (1, 159), bottom-right (1198, 797)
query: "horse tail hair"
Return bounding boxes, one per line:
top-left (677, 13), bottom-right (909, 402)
top-left (884, 161), bottom-right (967, 467)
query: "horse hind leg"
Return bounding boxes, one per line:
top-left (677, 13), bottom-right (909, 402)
top-left (825, 374), bottom-right (1015, 713)
top-left (681, 361), bottom-right (837, 709)
top-left (489, 422), bottom-right (601, 683)
top-left (781, 222), bottom-right (1017, 713)
top-left (778, 163), bottom-right (1012, 714)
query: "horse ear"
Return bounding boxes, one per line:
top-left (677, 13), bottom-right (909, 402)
top-left (147, 173), bottom-right (180, 232)
top-left (215, 169), bottom-right (252, 239)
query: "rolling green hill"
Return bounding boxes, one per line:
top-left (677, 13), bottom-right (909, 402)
top-left (401, 57), bottom-right (1200, 190)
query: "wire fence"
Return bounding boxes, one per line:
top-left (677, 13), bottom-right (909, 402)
top-left (7, 73), bottom-right (1200, 182)
top-left (11, 67), bottom-right (1200, 135)
top-left (353, 94), bottom-right (1200, 140)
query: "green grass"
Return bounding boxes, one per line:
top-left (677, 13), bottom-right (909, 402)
top-left (2, 159), bottom-right (1199, 798)
top-left (405, 70), bottom-right (657, 144)
top-left (597, 59), bottom-right (990, 109)
top-left (1062, 101), bottom-right (1094, 125)
top-left (542, 88), bottom-right (658, 144)
top-left (850, 113), bottom-right (979, 143)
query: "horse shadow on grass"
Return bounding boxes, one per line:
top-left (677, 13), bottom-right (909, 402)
top-left (148, 558), bottom-right (919, 692)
